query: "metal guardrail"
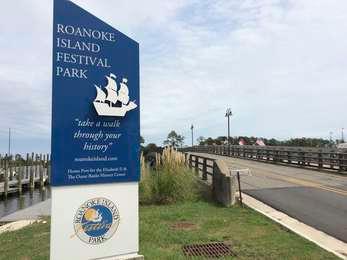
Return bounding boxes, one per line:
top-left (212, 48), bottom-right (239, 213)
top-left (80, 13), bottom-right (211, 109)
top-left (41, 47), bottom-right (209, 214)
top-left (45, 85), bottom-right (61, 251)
top-left (182, 145), bottom-right (347, 173)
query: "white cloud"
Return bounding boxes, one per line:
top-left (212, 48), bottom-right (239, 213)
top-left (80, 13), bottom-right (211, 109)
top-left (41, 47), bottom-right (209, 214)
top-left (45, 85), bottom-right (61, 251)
top-left (0, 0), bottom-right (346, 152)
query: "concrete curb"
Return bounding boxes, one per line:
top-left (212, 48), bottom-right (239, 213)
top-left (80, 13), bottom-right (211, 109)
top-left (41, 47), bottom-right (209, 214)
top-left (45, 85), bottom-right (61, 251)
top-left (241, 193), bottom-right (347, 260)
top-left (0, 220), bottom-right (37, 235)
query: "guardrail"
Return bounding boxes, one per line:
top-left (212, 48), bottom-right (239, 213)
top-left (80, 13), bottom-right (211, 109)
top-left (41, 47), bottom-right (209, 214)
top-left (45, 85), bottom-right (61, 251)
top-left (186, 153), bottom-right (215, 181)
top-left (185, 153), bottom-right (237, 206)
top-left (182, 145), bottom-right (347, 173)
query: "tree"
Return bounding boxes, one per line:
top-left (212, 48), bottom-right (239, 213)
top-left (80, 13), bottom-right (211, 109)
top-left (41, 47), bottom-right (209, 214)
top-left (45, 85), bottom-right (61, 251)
top-left (215, 136), bottom-right (227, 145)
top-left (140, 135), bottom-right (145, 150)
top-left (143, 143), bottom-right (160, 156)
top-left (163, 130), bottom-right (184, 148)
top-left (195, 135), bottom-right (331, 148)
top-left (15, 154), bottom-right (25, 163)
top-left (196, 136), bottom-right (205, 145)
top-left (204, 137), bottom-right (215, 145)
top-left (140, 136), bottom-right (145, 145)
top-left (267, 138), bottom-right (279, 146)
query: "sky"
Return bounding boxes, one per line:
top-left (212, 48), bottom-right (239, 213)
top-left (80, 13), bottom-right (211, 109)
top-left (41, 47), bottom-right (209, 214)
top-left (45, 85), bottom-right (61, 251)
top-left (0, 0), bottom-right (346, 154)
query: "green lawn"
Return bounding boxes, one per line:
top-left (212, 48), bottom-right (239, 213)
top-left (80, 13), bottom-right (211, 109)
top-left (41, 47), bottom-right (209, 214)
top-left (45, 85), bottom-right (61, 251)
top-left (0, 201), bottom-right (338, 260)
top-left (140, 201), bottom-right (338, 259)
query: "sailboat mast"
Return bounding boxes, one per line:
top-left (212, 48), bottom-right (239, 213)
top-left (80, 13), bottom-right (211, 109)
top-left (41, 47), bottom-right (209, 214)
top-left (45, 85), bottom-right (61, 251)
top-left (8, 128), bottom-right (11, 156)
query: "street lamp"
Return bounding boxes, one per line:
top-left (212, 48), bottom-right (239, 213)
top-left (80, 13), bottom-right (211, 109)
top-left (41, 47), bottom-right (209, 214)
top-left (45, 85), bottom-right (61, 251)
top-left (191, 124), bottom-right (194, 147)
top-left (225, 108), bottom-right (232, 155)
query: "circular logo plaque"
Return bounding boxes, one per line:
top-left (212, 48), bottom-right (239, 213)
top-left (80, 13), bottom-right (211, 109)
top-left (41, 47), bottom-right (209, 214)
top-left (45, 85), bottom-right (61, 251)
top-left (73, 197), bottom-right (120, 245)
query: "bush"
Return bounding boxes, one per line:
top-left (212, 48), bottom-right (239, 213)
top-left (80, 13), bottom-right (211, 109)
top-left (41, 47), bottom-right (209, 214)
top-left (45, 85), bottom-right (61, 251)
top-left (139, 148), bottom-right (199, 205)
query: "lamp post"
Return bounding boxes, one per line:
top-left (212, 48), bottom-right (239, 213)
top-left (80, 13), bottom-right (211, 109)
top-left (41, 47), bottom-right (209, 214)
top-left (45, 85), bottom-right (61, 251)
top-left (225, 108), bottom-right (232, 156)
top-left (191, 124), bottom-right (194, 147)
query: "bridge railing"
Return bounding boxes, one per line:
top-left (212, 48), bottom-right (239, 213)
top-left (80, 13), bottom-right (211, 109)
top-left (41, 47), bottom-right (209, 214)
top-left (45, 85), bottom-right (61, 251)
top-left (181, 145), bottom-right (347, 173)
top-left (185, 153), bottom-right (215, 181)
top-left (184, 153), bottom-right (236, 206)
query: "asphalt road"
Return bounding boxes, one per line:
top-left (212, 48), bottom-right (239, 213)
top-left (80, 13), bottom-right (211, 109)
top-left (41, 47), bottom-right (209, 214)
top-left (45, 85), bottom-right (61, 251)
top-left (192, 153), bottom-right (347, 243)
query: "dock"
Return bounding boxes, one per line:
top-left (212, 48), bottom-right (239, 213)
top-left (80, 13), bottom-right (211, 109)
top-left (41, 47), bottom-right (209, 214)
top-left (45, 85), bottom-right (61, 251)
top-left (0, 153), bottom-right (50, 197)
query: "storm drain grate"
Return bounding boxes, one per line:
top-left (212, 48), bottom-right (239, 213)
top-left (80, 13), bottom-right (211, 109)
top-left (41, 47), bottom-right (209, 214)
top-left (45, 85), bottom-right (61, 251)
top-left (182, 242), bottom-right (234, 258)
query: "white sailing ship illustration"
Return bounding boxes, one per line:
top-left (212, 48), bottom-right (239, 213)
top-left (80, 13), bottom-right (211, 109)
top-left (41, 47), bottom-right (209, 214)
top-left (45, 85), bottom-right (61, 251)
top-left (93, 73), bottom-right (137, 117)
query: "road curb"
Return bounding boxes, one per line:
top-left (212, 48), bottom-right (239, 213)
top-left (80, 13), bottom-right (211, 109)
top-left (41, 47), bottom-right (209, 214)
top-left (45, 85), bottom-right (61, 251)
top-left (241, 193), bottom-right (347, 260)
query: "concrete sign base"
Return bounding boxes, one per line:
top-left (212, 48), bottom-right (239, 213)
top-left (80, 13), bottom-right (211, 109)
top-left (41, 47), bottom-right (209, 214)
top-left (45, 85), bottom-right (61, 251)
top-left (50, 182), bottom-right (139, 260)
top-left (100, 253), bottom-right (144, 260)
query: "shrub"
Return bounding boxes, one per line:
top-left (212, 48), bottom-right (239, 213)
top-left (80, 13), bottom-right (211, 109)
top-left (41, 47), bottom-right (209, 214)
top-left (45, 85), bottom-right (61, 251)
top-left (139, 147), bottom-right (199, 205)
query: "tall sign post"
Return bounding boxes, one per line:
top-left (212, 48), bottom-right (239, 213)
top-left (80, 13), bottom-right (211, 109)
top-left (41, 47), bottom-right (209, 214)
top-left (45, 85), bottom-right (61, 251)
top-left (51, 1), bottom-right (142, 259)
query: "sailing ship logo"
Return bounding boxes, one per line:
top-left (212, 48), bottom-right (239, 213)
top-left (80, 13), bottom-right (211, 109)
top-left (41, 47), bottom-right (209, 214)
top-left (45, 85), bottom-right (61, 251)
top-left (93, 73), bottom-right (137, 117)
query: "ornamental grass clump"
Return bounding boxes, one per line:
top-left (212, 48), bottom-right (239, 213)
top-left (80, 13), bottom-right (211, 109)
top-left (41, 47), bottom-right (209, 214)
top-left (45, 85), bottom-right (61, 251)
top-left (139, 147), bottom-right (199, 205)
top-left (139, 153), bottom-right (153, 204)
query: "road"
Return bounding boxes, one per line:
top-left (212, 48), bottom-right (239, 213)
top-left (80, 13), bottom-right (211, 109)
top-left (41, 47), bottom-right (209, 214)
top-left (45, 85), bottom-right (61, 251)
top-left (192, 153), bottom-right (347, 243)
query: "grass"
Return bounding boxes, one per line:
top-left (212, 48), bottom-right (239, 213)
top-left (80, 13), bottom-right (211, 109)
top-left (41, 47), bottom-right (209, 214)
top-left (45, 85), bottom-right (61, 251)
top-left (140, 148), bottom-right (199, 205)
top-left (0, 201), bottom-right (339, 260)
top-left (0, 219), bottom-right (50, 260)
top-left (140, 201), bottom-right (338, 260)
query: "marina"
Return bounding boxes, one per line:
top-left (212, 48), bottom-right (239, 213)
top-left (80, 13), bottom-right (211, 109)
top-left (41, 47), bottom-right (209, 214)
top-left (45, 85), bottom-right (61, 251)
top-left (0, 187), bottom-right (51, 220)
top-left (0, 153), bottom-right (50, 197)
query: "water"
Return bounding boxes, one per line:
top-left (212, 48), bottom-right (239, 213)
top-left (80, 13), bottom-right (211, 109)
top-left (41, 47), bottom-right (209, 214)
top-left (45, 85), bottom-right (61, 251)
top-left (0, 187), bottom-right (51, 219)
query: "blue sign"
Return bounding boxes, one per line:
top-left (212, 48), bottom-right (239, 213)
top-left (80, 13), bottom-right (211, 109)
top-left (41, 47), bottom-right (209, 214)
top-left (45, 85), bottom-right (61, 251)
top-left (51, 0), bottom-right (140, 186)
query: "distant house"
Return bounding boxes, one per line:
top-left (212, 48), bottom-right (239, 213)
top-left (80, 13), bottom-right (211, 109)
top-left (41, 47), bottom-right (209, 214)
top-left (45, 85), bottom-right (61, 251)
top-left (337, 143), bottom-right (347, 149)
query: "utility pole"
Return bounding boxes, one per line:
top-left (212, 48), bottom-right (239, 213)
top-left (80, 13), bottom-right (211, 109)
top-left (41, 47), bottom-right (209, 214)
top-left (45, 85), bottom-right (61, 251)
top-left (191, 124), bottom-right (194, 147)
top-left (225, 108), bottom-right (232, 156)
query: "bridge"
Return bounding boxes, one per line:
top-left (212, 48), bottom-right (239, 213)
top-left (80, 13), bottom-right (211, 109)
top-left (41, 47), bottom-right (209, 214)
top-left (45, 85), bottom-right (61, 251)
top-left (182, 145), bottom-right (347, 244)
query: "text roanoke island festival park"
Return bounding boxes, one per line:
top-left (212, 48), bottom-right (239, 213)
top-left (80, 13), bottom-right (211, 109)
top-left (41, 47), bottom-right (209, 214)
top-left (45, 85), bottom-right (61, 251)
top-left (55, 24), bottom-right (115, 79)
top-left (51, 1), bottom-right (139, 187)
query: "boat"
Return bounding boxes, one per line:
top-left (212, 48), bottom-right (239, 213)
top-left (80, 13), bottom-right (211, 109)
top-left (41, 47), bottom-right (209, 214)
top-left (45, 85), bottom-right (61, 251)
top-left (93, 73), bottom-right (137, 117)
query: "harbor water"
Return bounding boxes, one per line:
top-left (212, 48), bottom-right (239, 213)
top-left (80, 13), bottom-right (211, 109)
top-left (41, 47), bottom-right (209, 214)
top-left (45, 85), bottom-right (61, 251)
top-left (0, 186), bottom-right (51, 220)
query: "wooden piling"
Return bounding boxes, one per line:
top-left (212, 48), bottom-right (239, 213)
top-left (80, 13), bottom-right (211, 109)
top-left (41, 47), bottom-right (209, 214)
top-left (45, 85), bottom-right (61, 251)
top-left (40, 154), bottom-right (44, 188)
top-left (30, 152), bottom-right (35, 190)
top-left (47, 154), bottom-right (51, 184)
top-left (0, 154), bottom-right (2, 182)
top-left (4, 155), bottom-right (9, 198)
top-left (26, 153), bottom-right (29, 180)
top-left (18, 160), bottom-right (22, 194)
top-left (9, 155), bottom-right (13, 181)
